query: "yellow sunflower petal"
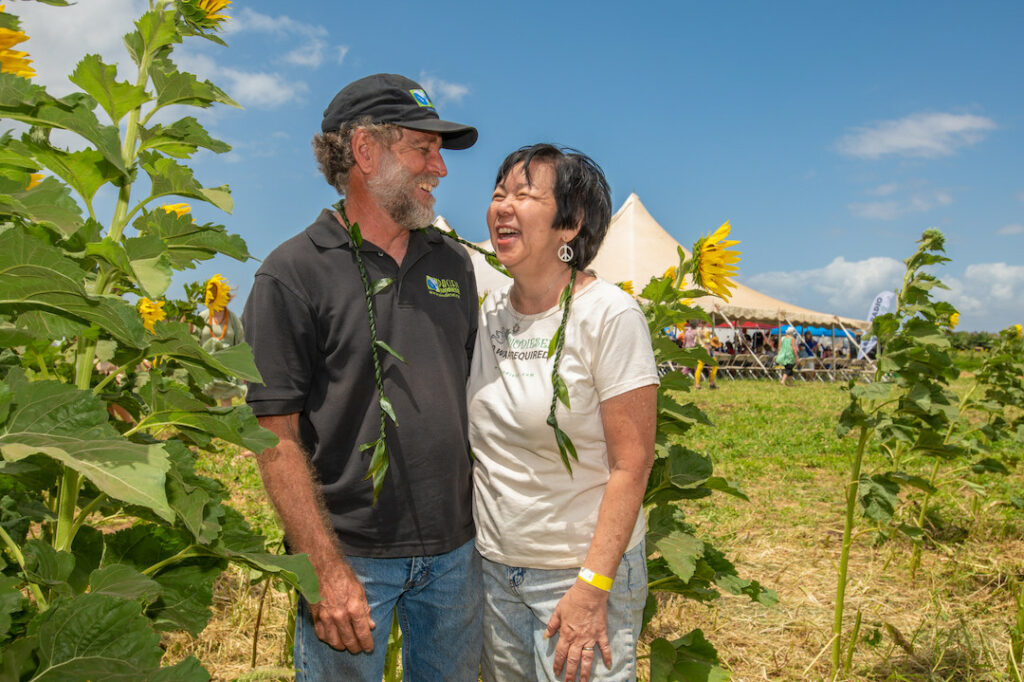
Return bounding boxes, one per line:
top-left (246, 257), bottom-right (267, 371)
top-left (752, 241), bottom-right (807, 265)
top-left (162, 203), bottom-right (192, 218)
top-left (708, 221), bottom-right (731, 244)
top-left (138, 297), bottom-right (166, 333)
top-left (204, 274), bottom-right (231, 312)
top-left (27, 173), bottom-right (44, 190)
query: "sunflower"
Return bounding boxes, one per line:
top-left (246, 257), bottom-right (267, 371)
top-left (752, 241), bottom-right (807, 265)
top-left (27, 173), bottom-right (43, 190)
top-left (948, 312), bottom-right (960, 329)
top-left (161, 203), bottom-right (191, 218)
top-left (0, 23), bottom-right (34, 79)
top-left (617, 280), bottom-right (634, 295)
top-left (663, 266), bottom-right (677, 282)
top-left (204, 274), bottom-right (231, 312)
top-left (1014, 324), bottom-right (1023, 339)
top-left (138, 298), bottom-right (166, 333)
top-left (690, 221), bottom-right (741, 301)
top-left (181, 0), bottom-right (231, 29)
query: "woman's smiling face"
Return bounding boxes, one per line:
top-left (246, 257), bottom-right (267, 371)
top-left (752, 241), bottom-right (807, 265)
top-left (486, 161), bottom-right (575, 275)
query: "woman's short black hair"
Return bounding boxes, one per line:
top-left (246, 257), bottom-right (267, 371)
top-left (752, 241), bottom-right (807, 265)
top-left (493, 143), bottom-right (612, 269)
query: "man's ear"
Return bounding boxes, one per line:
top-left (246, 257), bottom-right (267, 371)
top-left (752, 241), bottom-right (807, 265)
top-left (351, 128), bottom-right (380, 174)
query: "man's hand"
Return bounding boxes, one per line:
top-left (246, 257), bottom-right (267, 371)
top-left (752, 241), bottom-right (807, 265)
top-left (310, 559), bottom-right (376, 653)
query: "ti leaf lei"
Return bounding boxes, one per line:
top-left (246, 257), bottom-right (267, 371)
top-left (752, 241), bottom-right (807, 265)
top-left (334, 201), bottom-right (404, 503)
top-left (335, 201), bottom-right (581, 503)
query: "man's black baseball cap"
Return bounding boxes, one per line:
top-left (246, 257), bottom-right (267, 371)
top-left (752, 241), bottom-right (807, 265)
top-left (321, 74), bottom-right (478, 150)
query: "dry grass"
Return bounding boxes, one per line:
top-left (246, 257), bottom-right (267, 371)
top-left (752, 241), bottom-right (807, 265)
top-left (175, 378), bottom-right (1024, 681)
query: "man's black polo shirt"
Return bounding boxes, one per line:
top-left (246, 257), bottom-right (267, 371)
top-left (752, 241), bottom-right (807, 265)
top-left (243, 209), bottom-right (478, 558)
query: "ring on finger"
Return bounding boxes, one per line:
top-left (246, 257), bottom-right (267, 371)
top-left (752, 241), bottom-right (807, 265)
top-left (582, 646), bottom-right (595, 651)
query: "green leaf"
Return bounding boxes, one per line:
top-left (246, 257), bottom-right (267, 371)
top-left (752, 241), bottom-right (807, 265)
top-left (136, 372), bottom-right (275, 453)
top-left (0, 377), bottom-right (173, 519)
top-left (379, 395), bottom-right (397, 425)
top-left (702, 476), bottom-right (749, 502)
top-left (365, 439), bottom-right (388, 504)
top-left (0, 575), bottom-right (28, 638)
top-left (0, 79), bottom-right (127, 174)
top-left (124, 9), bottom-right (180, 67)
top-left (349, 222), bottom-right (363, 247)
top-left (150, 54), bottom-right (239, 111)
top-left (69, 55), bottom-right (151, 124)
top-left (859, 474), bottom-right (900, 523)
top-left (146, 322), bottom-right (261, 382)
top-left (162, 440), bottom-right (226, 544)
top-left (67, 525), bottom-right (103, 594)
top-left (22, 540), bottom-right (74, 596)
top-left (375, 339), bottom-right (406, 363)
top-left (851, 381), bottom-right (895, 402)
top-left (124, 234), bottom-right (173, 298)
top-left (10, 141), bottom-right (120, 208)
top-left (658, 370), bottom-right (694, 393)
top-left (655, 531), bottom-right (704, 583)
top-left (902, 317), bottom-right (950, 348)
top-left (886, 471), bottom-right (938, 494)
top-left (88, 564), bottom-right (161, 603)
top-left (30, 593), bottom-right (166, 680)
top-left (223, 551), bottom-right (320, 604)
top-left (553, 373), bottom-right (570, 409)
top-left (139, 116), bottom-right (230, 158)
top-left (0, 228), bottom-right (147, 347)
top-left (146, 562), bottom-right (223, 635)
top-left (663, 446), bottom-right (714, 489)
top-left (133, 209), bottom-right (249, 268)
top-left (140, 153), bottom-right (233, 213)
top-left (0, 176), bottom-right (84, 236)
top-left (370, 277), bottom-right (394, 296)
top-left (971, 457), bottom-right (1009, 475)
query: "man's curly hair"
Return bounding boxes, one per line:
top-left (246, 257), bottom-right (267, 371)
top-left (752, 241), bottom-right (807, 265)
top-left (312, 116), bottom-right (403, 195)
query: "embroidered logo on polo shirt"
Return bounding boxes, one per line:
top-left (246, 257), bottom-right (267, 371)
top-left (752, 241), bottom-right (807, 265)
top-left (409, 89), bottom-right (434, 108)
top-left (426, 275), bottom-right (460, 298)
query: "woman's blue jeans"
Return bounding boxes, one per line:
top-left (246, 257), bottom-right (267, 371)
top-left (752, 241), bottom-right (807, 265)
top-left (294, 538), bottom-right (482, 681)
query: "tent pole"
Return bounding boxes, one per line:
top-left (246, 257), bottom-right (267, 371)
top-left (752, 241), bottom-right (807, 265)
top-left (830, 324), bottom-right (836, 383)
top-left (720, 309), bottom-right (770, 376)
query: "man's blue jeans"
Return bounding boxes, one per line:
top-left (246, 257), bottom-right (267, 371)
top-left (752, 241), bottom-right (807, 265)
top-left (294, 539), bottom-right (482, 681)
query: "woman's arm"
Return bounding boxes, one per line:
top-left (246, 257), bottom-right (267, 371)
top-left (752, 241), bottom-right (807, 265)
top-left (547, 383), bottom-right (657, 682)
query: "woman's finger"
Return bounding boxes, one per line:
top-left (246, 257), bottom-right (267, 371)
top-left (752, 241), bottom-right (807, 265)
top-left (579, 645), bottom-right (597, 682)
top-left (563, 644), bottom-right (583, 682)
top-left (597, 637), bottom-right (613, 668)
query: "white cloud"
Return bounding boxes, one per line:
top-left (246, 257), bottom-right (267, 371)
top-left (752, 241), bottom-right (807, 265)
top-left (848, 188), bottom-right (953, 220)
top-left (836, 112), bottom-right (996, 159)
top-left (12, 0), bottom-right (147, 95)
top-left (996, 224), bottom-right (1024, 236)
top-left (229, 8), bottom-right (327, 38)
top-left (175, 52), bottom-right (307, 110)
top-left (418, 73), bottom-right (470, 104)
top-left (283, 40), bottom-right (329, 68)
top-left (746, 256), bottom-right (905, 315)
top-left (336, 46), bottom-right (350, 64)
top-left (866, 182), bottom-right (901, 197)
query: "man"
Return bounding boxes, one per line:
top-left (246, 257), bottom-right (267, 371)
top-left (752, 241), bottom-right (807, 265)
top-left (243, 74), bottom-right (480, 681)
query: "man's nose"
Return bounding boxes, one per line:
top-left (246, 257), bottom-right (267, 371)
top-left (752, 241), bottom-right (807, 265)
top-left (428, 149), bottom-right (447, 178)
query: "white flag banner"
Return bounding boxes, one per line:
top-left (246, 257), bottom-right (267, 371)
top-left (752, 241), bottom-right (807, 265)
top-left (859, 290), bottom-right (897, 359)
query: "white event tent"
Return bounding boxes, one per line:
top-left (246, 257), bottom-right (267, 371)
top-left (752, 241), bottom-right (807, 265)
top-left (437, 193), bottom-right (869, 332)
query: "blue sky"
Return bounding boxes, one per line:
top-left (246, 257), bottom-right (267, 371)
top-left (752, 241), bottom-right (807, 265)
top-left (15, 0), bottom-right (1024, 331)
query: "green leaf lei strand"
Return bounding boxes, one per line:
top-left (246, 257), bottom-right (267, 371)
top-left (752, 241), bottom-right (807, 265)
top-left (546, 266), bottom-right (579, 473)
top-left (334, 200), bottom-right (400, 504)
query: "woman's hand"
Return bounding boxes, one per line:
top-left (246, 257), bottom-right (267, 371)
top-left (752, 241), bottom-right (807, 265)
top-left (546, 580), bottom-right (613, 682)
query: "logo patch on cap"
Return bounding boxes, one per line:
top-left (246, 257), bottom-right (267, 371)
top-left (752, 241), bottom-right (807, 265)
top-left (409, 89), bottom-right (435, 109)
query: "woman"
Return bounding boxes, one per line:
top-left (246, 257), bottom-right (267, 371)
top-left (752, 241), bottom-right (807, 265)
top-left (468, 144), bottom-right (658, 682)
top-left (197, 279), bottom-right (246, 406)
top-left (776, 326), bottom-right (799, 386)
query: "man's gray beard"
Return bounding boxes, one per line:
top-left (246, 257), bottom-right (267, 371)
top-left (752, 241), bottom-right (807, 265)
top-left (367, 151), bottom-right (436, 230)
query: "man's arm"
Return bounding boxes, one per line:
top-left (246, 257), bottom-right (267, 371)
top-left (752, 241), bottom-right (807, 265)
top-left (256, 413), bottom-right (376, 652)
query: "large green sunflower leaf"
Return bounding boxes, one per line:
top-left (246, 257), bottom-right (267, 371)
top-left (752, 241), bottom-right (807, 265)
top-left (69, 55), bottom-right (151, 125)
top-left (139, 117), bottom-right (231, 159)
top-left (125, 234), bottom-right (173, 298)
top-left (0, 176), bottom-right (84, 236)
top-left (87, 565), bottom-right (161, 603)
top-left (0, 228), bottom-right (147, 347)
top-left (136, 373), bottom-right (275, 452)
top-left (654, 530), bottom-right (704, 583)
top-left (150, 54), bottom-right (239, 110)
top-left (133, 209), bottom-right (249, 268)
top-left (140, 152), bottom-right (233, 213)
top-left (124, 9), bottom-right (180, 67)
top-left (145, 561), bottom-right (223, 635)
top-left (145, 322), bottom-right (261, 381)
top-left (28, 593), bottom-right (166, 681)
top-left (0, 376), bottom-right (173, 520)
top-left (0, 79), bottom-right (126, 174)
top-left (11, 140), bottom-right (122, 205)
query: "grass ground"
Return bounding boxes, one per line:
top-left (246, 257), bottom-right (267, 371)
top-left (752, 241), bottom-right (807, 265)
top-left (172, 375), bottom-right (1024, 681)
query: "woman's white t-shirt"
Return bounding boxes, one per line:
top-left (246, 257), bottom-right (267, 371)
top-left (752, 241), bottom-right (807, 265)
top-left (468, 277), bottom-right (659, 569)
